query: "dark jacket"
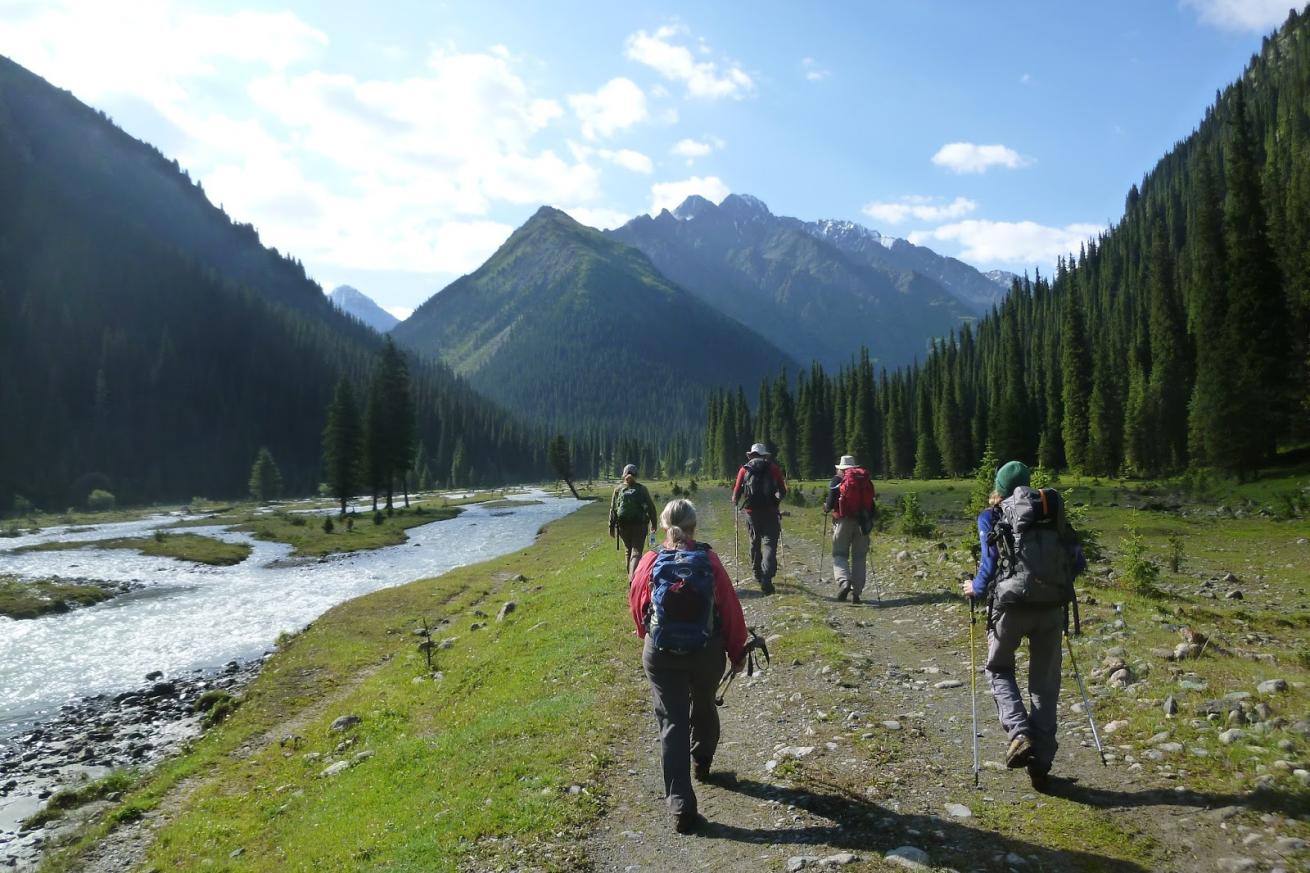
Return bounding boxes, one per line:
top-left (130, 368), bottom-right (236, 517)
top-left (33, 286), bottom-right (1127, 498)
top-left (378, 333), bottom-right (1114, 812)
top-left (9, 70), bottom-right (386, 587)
top-left (731, 458), bottom-right (786, 514)
top-left (970, 506), bottom-right (1087, 599)
top-left (609, 480), bottom-right (658, 530)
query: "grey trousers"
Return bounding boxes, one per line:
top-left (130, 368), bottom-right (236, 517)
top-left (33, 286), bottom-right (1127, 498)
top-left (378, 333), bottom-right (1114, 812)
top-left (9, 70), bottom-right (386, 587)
top-left (746, 512), bottom-right (780, 584)
top-left (985, 605), bottom-right (1064, 770)
top-left (642, 636), bottom-right (726, 816)
top-left (618, 521), bottom-right (648, 577)
top-left (831, 517), bottom-right (870, 594)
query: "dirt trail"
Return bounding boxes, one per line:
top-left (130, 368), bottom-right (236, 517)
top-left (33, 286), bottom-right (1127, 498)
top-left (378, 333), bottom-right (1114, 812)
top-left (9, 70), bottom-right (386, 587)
top-left (584, 489), bottom-right (1277, 872)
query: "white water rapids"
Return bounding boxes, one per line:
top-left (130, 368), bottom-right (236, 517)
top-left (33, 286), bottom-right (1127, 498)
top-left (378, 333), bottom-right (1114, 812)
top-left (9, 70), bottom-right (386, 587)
top-left (0, 491), bottom-right (582, 737)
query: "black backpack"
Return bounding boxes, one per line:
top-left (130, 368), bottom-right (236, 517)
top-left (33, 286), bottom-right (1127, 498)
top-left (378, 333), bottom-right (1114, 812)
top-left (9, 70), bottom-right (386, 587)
top-left (740, 458), bottom-right (778, 511)
top-left (988, 486), bottom-right (1079, 607)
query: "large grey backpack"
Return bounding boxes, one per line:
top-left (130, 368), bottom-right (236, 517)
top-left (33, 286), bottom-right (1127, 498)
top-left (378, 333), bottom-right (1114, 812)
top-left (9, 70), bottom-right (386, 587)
top-left (990, 486), bottom-right (1076, 607)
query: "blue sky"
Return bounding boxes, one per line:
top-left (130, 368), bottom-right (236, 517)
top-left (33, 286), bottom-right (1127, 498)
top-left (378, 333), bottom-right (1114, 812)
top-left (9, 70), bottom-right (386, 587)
top-left (0, 0), bottom-right (1298, 316)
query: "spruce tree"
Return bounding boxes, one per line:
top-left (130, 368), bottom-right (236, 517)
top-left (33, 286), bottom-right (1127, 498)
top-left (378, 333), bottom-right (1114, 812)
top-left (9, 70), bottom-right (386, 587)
top-left (1059, 279), bottom-right (1092, 473)
top-left (248, 447), bottom-right (282, 503)
top-left (1144, 218), bottom-right (1189, 471)
top-left (321, 377), bottom-right (362, 516)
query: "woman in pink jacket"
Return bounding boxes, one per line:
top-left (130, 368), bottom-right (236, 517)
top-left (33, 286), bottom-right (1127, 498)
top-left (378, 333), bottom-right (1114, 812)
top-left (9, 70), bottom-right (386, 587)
top-left (629, 498), bottom-right (746, 834)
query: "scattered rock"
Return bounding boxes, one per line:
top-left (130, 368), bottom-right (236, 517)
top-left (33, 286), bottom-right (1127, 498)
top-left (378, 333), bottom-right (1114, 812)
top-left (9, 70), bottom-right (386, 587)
top-left (777, 746), bottom-right (815, 760)
top-left (787, 858), bottom-right (820, 872)
top-left (819, 853), bottom-right (860, 867)
top-left (881, 720), bottom-right (902, 731)
top-left (884, 846), bottom-right (930, 869)
top-left (896, 550), bottom-right (910, 562)
top-left (933, 679), bottom-right (963, 689)
top-left (1163, 696), bottom-right (1179, 717)
top-left (1226, 590), bottom-right (1244, 600)
top-left (944, 802), bottom-right (972, 818)
top-left (496, 601), bottom-right (516, 622)
top-left (1257, 679), bottom-right (1288, 695)
top-left (1174, 643), bottom-right (1201, 661)
top-left (1104, 720), bottom-right (1130, 735)
top-left (439, 637), bottom-right (457, 650)
top-left (1219, 729), bottom-right (1245, 745)
top-left (329, 715), bottom-right (361, 733)
top-left (144, 670), bottom-right (163, 681)
top-left (319, 761), bottom-right (350, 778)
top-left (1217, 859), bottom-right (1257, 873)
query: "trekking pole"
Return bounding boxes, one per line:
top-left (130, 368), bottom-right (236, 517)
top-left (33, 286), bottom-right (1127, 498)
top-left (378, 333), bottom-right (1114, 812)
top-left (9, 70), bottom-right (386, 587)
top-left (969, 596), bottom-right (981, 787)
top-left (1065, 632), bottom-right (1108, 766)
top-left (818, 512), bottom-right (827, 584)
top-left (733, 507), bottom-right (741, 589)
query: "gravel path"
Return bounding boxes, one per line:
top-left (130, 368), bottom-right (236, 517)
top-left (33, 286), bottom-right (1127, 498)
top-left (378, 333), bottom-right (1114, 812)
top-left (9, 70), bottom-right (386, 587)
top-left (583, 490), bottom-right (1295, 873)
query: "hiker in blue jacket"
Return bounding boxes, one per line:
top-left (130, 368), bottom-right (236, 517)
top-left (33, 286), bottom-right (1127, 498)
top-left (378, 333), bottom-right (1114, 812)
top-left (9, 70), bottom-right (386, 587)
top-left (962, 460), bottom-right (1086, 791)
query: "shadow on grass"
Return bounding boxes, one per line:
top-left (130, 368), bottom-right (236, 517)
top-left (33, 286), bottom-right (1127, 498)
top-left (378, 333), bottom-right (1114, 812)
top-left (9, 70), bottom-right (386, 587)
top-left (1043, 776), bottom-right (1310, 818)
top-left (694, 775), bottom-right (1152, 872)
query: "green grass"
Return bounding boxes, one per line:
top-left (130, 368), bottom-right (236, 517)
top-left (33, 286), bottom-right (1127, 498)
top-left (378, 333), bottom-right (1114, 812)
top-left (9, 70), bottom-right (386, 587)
top-left (40, 501), bottom-right (631, 873)
top-left (230, 504), bottom-right (461, 557)
top-left (0, 576), bottom-right (116, 619)
top-left (19, 533), bottom-right (251, 566)
top-left (22, 771), bottom-right (139, 830)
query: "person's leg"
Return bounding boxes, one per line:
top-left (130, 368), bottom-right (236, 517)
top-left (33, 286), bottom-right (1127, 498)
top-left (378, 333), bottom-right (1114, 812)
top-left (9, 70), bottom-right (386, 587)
top-left (621, 523), bottom-right (645, 577)
top-left (831, 517), bottom-right (853, 594)
top-left (747, 516), bottom-right (764, 582)
top-left (758, 513), bottom-right (780, 585)
top-left (985, 608), bottom-right (1033, 763)
top-left (1026, 608), bottom-right (1065, 773)
top-left (850, 529), bottom-right (871, 597)
top-left (642, 641), bottom-right (697, 817)
top-left (688, 638), bottom-right (726, 774)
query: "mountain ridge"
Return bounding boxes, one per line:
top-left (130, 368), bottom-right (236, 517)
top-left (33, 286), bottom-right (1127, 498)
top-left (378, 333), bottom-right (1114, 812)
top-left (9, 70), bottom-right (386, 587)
top-left (329, 285), bottom-right (399, 333)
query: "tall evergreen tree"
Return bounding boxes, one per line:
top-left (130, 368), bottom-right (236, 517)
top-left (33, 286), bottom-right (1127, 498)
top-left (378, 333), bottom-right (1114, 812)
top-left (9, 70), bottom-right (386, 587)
top-left (1059, 277), bottom-right (1092, 472)
top-left (248, 447), bottom-right (282, 503)
top-left (321, 377), bottom-right (363, 516)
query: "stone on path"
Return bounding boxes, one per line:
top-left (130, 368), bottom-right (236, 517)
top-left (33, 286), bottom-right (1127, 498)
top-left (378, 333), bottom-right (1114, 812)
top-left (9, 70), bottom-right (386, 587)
top-left (884, 846), bottom-right (930, 869)
top-left (1163, 695), bottom-right (1179, 717)
top-left (944, 802), bottom-right (972, 818)
top-left (1257, 679), bottom-right (1288, 694)
top-left (1104, 720), bottom-right (1130, 734)
top-left (881, 720), bottom-right (902, 731)
top-left (787, 857), bottom-right (820, 872)
top-left (1217, 859), bottom-right (1257, 873)
top-left (1219, 729), bottom-right (1245, 745)
top-left (819, 853), bottom-right (860, 866)
top-left (933, 679), bottom-right (963, 689)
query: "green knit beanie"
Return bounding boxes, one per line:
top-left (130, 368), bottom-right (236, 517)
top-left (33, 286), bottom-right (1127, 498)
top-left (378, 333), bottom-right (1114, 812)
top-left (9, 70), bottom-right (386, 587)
top-left (994, 460), bottom-right (1031, 497)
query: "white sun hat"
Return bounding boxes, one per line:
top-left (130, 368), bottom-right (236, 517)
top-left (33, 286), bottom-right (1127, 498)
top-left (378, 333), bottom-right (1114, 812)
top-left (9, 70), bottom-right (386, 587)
top-left (835, 455), bottom-right (858, 469)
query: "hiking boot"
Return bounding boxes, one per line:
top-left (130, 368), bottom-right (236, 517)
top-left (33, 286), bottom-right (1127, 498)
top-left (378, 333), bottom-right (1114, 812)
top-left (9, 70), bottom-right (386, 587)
top-left (850, 592), bottom-right (862, 605)
top-left (836, 585), bottom-right (849, 602)
top-left (674, 811), bottom-right (705, 834)
top-left (760, 579), bottom-right (775, 595)
top-left (1005, 734), bottom-right (1034, 769)
top-left (1027, 763), bottom-right (1051, 793)
top-left (693, 759), bottom-right (711, 782)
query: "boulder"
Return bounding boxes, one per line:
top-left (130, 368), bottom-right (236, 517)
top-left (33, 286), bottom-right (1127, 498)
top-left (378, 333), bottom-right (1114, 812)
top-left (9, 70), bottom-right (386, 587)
top-left (329, 715), bottom-right (361, 733)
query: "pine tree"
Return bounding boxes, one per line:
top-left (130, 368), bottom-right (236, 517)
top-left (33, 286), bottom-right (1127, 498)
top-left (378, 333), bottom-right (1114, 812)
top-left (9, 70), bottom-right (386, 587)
top-left (1187, 154), bottom-right (1231, 467)
top-left (1144, 218), bottom-right (1189, 471)
top-left (1059, 278), bottom-right (1092, 472)
top-left (321, 377), bottom-right (362, 516)
top-left (248, 447), bottom-right (282, 503)
top-left (547, 434), bottom-right (579, 498)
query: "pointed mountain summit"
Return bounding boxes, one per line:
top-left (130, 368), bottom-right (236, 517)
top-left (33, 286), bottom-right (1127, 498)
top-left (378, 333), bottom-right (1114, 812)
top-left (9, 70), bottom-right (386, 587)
top-left (608, 194), bottom-right (975, 370)
top-left (329, 285), bottom-right (399, 333)
top-left (391, 207), bottom-right (796, 432)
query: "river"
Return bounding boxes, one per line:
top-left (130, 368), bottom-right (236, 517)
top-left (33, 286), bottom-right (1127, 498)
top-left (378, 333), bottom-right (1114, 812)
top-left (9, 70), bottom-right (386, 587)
top-left (0, 491), bottom-right (583, 738)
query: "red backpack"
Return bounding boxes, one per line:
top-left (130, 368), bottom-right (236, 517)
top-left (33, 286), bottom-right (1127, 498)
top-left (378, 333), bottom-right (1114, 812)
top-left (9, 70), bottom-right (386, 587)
top-left (836, 467), bottom-right (875, 519)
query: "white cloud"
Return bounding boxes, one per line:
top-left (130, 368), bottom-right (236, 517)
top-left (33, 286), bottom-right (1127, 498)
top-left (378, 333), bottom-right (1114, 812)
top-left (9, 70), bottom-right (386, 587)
top-left (648, 176), bottom-right (730, 215)
top-left (908, 219), bottom-right (1103, 265)
top-left (862, 195), bottom-right (978, 225)
top-left (670, 136), bottom-right (724, 160)
top-left (625, 25), bottom-right (753, 99)
top-left (801, 57), bottom-right (831, 81)
top-left (931, 142), bottom-right (1031, 174)
top-left (563, 206), bottom-right (632, 230)
top-left (567, 77), bottom-right (648, 140)
top-left (1181, 0), bottom-right (1294, 31)
top-left (598, 148), bottom-right (654, 174)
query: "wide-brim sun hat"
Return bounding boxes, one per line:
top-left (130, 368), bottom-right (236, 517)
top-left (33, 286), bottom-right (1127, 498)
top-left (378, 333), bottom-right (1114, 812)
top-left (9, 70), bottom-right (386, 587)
top-left (748, 443), bottom-right (769, 456)
top-left (622, 463), bottom-right (638, 476)
top-left (835, 455), bottom-right (858, 469)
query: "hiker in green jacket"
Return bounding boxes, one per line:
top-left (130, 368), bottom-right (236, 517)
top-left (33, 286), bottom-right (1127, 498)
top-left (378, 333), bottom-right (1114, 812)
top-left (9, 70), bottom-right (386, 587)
top-left (610, 464), bottom-right (658, 577)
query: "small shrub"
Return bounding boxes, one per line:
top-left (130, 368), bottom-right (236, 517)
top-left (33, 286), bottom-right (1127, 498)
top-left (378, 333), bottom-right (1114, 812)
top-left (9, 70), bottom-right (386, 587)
top-left (1167, 534), bottom-right (1184, 573)
top-left (415, 504), bottom-right (426, 515)
top-left (787, 488), bottom-right (808, 508)
top-left (346, 516), bottom-right (355, 531)
top-left (86, 489), bottom-right (116, 511)
top-left (322, 516), bottom-right (334, 534)
top-left (898, 493), bottom-right (935, 538)
top-left (195, 690), bottom-right (238, 728)
top-left (1063, 490), bottom-right (1105, 562)
top-left (289, 515), bottom-right (307, 527)
top-left (1118, 528), bottom-right (1161, 596)
top-left (688, 479), bottom-right (698, 494)
top-left (12, 494), bottom-right (34, 514)
top-left (373, 510), bottom-right (385, 526)
top-left (1030, 465), bottom-right (1056, 489)
top-left (966, 444), bottom-right (1000, 516)
top-left (670, 482), bottom-right (684, 497)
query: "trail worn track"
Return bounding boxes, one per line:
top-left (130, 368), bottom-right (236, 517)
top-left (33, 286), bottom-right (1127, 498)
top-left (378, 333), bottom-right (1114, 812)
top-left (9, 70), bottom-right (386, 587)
top-left (584, 490), bottom-right (1301, 872)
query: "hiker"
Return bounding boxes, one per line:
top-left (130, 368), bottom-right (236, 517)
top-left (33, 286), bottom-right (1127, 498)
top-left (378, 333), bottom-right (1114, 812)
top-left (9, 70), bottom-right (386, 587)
top-left (610, 464), bottom-right (658, 577)
top-left (730, 443), bottom-right (786, 594)
top-left (823, 454), bottom-right (876, 604)
top-left (629, 498), bottom-right (747, 834)
top-left (961, 460), bottom-right (1086, 791)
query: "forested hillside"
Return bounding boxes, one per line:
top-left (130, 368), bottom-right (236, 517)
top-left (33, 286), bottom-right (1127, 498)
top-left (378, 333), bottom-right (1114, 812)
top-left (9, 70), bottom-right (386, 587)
top-left (716, 10), bottom-right (1310, 480)
top-left (391, 206), bottom-right (796, 436)
top-left (0, 56), bottom-right (544, 512)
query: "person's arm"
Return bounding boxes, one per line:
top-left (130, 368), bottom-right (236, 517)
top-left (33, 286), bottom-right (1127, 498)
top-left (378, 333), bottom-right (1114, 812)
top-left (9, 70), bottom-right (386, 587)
top-left (823, 475), bottom-right (839, 513)
top-left (730, 467), bottom-right (745, 505)
top-left (969, 511), bottom-right (998, 598)
top-left (710, 552), bottom-right (747, 663)
top-left (1072, 542), bottom-right (1087, 578)
top-left (772, 462), bottom-right (787, 498)
top-left (642, 485), bottom-right (658, 529)
top-left (608, 488), bottom-right (618, 530)
top-left (629, 551), bottom-right (658, 638)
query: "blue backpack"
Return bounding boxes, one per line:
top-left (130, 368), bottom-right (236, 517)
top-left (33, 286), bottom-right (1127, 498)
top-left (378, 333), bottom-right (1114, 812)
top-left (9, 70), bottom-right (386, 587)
top-left (647, 547), bottom-right (717, 652)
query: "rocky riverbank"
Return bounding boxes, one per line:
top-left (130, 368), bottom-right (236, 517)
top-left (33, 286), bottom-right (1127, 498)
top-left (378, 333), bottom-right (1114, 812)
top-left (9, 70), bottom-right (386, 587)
top-left (0, 657), bottom-right (265, 870)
